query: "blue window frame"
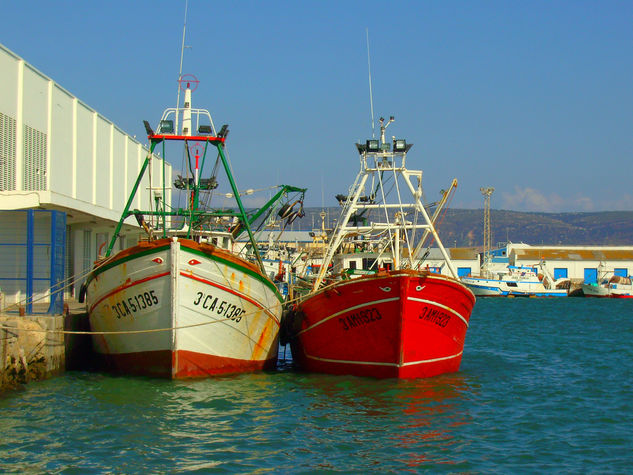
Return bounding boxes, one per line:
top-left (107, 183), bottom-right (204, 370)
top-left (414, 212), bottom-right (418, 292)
top-left (554, 268), bottom-right (568, 279)
top-left (584, 268), bottom-right (598, 284)
top-left (457, 267), bottom-right (472, 277)
top-left (614, 268), bottom-right (628, 277)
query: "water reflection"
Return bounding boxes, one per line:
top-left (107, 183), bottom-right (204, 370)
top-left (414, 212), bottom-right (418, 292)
top-left (288, 370), bottom-right (475, 468)
top-left (0, 365), bottom-right (477, 472)
top-left (391, 374), bottom-right (473, 467)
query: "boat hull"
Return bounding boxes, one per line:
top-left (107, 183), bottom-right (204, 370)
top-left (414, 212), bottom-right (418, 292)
top-left (286, 270), bottom-right (476, 379)
top-left (86, 238), bottom-right (282, 378)
top-left (582, 283), bottom-right (633, 298)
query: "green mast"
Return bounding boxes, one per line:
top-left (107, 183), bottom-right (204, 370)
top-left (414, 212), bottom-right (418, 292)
top-left (215, 142), bottom-right (265, 270)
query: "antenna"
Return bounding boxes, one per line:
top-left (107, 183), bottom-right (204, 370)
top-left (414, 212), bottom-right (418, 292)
top-left (366, 28), bottom-right (376, 138)
top-left (480, 186), bottom-right (495, 274)
top-left (321, 173), bottom-right (325, 210)
top-left (175, 0), bottom-right (189, 134)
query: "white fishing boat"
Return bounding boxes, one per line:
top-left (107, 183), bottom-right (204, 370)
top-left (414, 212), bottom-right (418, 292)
top-left (582, 264), bottom-right (633, 298)
top-left (81, 76), bottom-right (305, 378)
top-left (461, 262), bottom-right (570, 297)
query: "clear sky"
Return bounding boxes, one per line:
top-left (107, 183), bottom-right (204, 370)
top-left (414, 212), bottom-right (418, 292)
top-left (2, 1), bottom-right (632, 212)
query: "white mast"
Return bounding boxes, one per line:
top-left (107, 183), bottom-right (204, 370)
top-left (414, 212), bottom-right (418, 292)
top-left (366, 28), bottom-right (376, 138)
top-left (175, 0), bottom-right (189, 135)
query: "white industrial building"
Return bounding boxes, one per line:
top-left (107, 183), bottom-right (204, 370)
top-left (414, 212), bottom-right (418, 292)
top-left (482, 242), bottom-right (633, 284)
top-left (510, 243), bottom-right (633, 283)
top-left (0, 43), bottom-right (171, 311)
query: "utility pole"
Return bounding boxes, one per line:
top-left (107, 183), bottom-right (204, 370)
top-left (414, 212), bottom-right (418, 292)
top-left (480, 186), bottom-right (494, 275)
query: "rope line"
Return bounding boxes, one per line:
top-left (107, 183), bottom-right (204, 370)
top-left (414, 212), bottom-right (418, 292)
top-left (0, 263), bottom-right (96, 314)
top-left (0, 299), bottom-right (283, 336)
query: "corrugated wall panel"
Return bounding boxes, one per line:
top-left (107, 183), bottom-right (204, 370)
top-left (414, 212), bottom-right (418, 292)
top-left (0, 111), bottom-right (16, 191)
top-left (22, 65), bottom-right (48, 132)
top-left (23, 123), bottom-right (47, 190)
top-left (94, 115), bottom-right (111, 208)
top-left (0, 48), bottom-right (17, 115)
top-left (127, 141), bottom-right (142, 209)
top-left (75, 103), bottom-right (94, 203)
top-left (0, 44), bottom-right (172, 221)
top-left (111, 129), bottom-right (126, 211)
top-left (50, 85), bottom-right (74, 194)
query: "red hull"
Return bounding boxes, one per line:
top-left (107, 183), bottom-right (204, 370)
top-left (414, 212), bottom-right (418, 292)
top-left (288, 270), bottom-right (475, 379)
top-left (97, 349), bottom-right (277, 379)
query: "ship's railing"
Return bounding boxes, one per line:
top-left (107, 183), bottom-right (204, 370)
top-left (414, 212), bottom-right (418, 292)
top-left (156, 107), bottom-right (216, 137)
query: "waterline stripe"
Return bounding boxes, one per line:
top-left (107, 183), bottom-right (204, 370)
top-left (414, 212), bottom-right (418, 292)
top-left (305, 350), bottom-right (463, 367)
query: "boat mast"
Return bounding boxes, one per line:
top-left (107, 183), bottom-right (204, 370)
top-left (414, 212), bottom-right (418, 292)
top-left (366, 28), bottom-right (376, 138)
top-left (312, 117), bottom-right (462, 289)
top-left (175, 0), bottom-right (189, 135)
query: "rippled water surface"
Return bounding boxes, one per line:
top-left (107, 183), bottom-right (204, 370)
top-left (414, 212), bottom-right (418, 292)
top-left (1, 298), bottom-right (632, 473)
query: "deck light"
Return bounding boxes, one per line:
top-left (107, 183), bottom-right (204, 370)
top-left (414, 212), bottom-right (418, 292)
top-left (366, 139), bottom-right (380, 152)
top-left (197, 124), bottom-right (212, 134)
top-left (159, 120), bottom-right (174, 134)
top-left (393, 139), bottom-right (407, 151)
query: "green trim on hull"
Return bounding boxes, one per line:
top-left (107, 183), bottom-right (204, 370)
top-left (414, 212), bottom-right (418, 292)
top-left (86, 245), bottom-right (170, 287)
top-left (180, 246), bottom-right (283, 302)
top-left (87, 242), bottom-right (282, 302)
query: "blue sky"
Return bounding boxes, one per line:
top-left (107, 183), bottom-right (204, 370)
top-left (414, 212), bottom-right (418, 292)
top-left (2, 1), bottom-right (632, 211)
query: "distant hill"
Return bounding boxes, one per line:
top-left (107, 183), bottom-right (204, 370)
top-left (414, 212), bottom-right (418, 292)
top-left (291, 208), bottom-right (633, 247)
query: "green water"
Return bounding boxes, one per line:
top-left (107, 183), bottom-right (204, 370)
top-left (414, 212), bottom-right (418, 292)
top-left (1, 298), bottom-right (631, 472)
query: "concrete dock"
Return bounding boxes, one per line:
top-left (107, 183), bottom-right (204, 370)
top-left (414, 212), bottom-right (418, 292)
top-left (0, 299), bottom-right (88, 393)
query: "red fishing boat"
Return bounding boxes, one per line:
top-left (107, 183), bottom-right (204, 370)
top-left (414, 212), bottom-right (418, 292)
top-left (282, 117), bottom-right (476, 378)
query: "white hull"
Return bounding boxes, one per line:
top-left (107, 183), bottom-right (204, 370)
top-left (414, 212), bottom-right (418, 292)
top-left (86, 238), bottom-right (282, 378)
top-left (582, 282), bottom-right (633, 298)
top-left (461, 276), bottom-right (568, 297)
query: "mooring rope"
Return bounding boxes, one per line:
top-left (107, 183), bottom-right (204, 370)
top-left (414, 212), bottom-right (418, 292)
top-left (0, 299), bottom-right (283, 336)
top-left (0, 318), bottom-right (226, 335)
top-left (0, 264), bottom-right (96, 314)
top-left (0, 249), bottom-right (349, 339)
top-left (0, 275), bottom-right (332, 337)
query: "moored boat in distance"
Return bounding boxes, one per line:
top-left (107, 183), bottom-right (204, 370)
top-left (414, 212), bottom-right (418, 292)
top-left (461, 262), bottom-right (570, 297)
top-left (282, 117), bottom-right (476, 379)
top-left (582, 264), bottom-right (633, 298)
top-left (81, 76), bottom-right (306, 378)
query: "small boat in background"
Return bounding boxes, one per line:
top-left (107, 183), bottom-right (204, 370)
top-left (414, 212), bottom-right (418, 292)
top-left (82, 76), bottom-right (305, 378)
top-left (582, 265), bottom-right (633, 298)
top-left (461, 262), bottom-right (570, 297)
top-left (282, 117), bottom-right (476, 379)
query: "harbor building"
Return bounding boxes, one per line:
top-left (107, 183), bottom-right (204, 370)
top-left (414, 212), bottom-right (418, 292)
top-left (481, 242), bottom-right (633, 285)
top-left (0, 43), bottom-right (172, 312)
top-left (510, 243), bottom-right (633, 285)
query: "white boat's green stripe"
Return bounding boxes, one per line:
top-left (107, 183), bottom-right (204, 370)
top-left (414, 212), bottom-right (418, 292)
top-left (181, 246), bottom-right (282, 302)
